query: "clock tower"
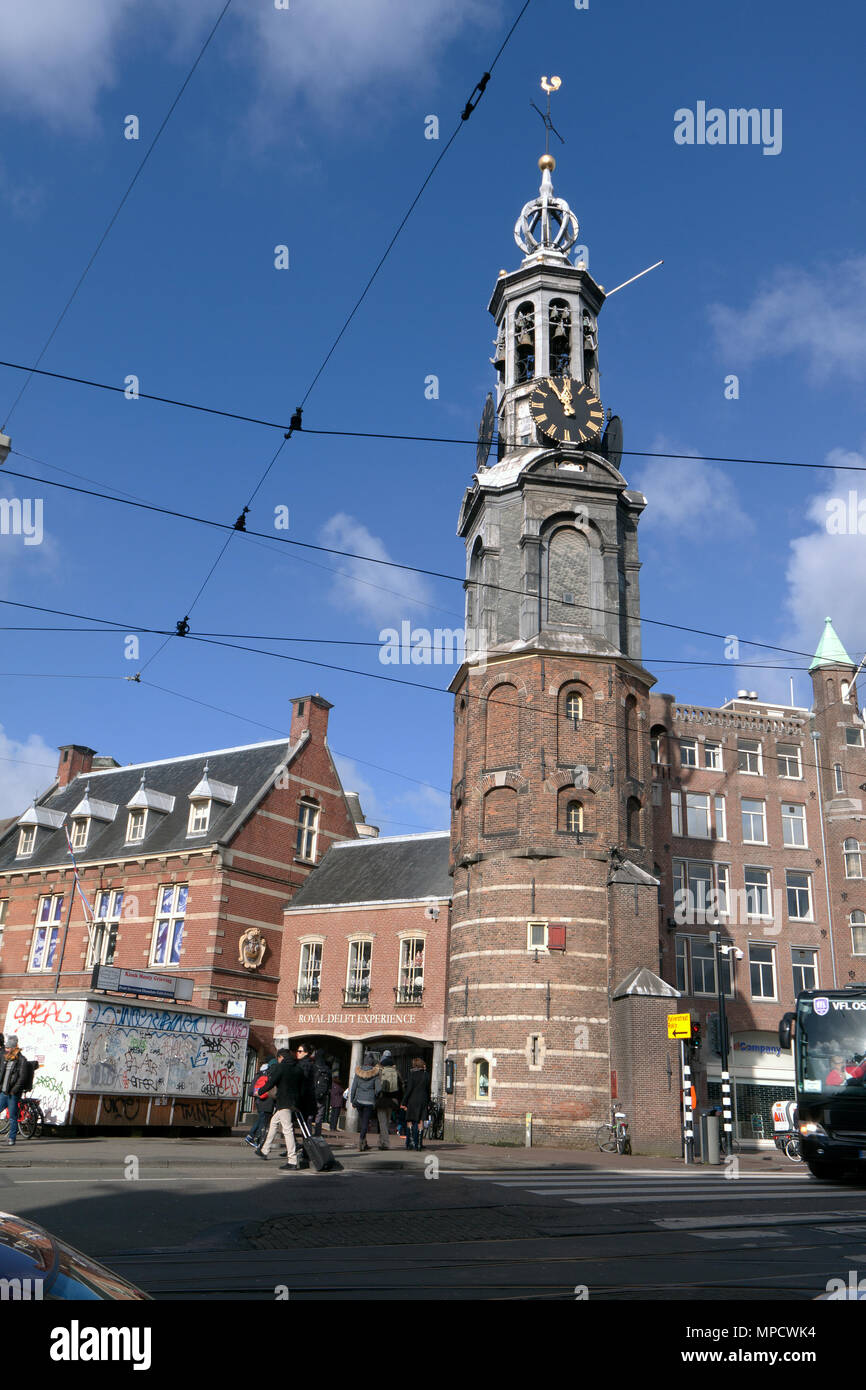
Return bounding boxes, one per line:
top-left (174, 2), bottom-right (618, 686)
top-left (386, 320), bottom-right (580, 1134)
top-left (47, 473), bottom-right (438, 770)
top-left (446, 117), bottom-right (680, 1151)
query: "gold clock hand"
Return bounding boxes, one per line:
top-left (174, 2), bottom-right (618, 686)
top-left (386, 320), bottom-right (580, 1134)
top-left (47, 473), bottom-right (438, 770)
top-left (547, 377), bottom-right (565, 404)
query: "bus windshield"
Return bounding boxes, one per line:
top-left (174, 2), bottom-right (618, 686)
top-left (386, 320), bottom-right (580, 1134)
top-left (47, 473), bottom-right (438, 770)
top-left (797, 995), bottom-right (866, 1099)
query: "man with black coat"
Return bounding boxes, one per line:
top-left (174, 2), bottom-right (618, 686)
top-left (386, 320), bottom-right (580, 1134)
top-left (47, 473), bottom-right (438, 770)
top-left (294, 1042), bottom-right (317, 1127)
top-left (0, 1034), bottom-right (31, 1147)
top-left (254, 1047), bottom-right (303, 1170)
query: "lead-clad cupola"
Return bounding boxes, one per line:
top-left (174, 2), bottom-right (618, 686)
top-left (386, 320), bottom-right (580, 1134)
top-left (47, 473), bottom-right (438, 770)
top-left (488, 87), bottom-right (607, 456)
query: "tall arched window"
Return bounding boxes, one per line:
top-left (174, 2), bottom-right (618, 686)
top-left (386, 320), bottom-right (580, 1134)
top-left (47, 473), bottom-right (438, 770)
top-left (624, 695), bottom-right (639, 779)
top-left (548, 298), bottom-right (571, 377)
top-left (566, 692), bottom-right (582, 723)
top-left (627, 796), bottom-right (641, 845)
top-left (851, 911), bottom-right (866, 955)
top-left (514, 301), bottom-right (535, 383)
top-left (845, 839), bottom-right (862, 878)
top-left (485, 683), bottom-right (518, 768)
top-left (566, 800), bottom-right (583, 833)
top-left (547, 526), bottom-right (590, 627)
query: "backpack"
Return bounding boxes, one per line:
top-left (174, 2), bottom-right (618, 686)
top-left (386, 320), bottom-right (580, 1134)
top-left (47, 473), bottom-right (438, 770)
top-left (19, 1057), bottom-right (37, 1093)
top-left (379, 1064), bottom-right (399, 1098)
top-left (254, 1073), bottom-right (272, 1099)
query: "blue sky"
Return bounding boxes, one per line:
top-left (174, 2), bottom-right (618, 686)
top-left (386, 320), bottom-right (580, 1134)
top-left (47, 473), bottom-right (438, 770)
top-left (1, 0), bottom-right (865, 828)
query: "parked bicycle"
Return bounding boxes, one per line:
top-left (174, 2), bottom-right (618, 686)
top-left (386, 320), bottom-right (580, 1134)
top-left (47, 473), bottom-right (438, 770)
top-left (426, 1096), bottom-right (445, 1141)
top-left (0, 1094), bottom-right (45, 1140)
top-left (596, 1106), bottom-right (631, 1155)
top-left (771, 1098), bottom-right (802, 1162)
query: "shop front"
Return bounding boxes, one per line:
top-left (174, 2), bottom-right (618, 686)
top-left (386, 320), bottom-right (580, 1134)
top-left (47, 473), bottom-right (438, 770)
top-left (707, 1029), bottom-right (795, 1145)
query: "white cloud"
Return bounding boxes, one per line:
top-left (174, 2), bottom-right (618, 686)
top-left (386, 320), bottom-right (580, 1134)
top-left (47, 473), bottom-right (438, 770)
top-left (780, 448), bottom-right (866, 667)
top-left (318, 512), bottom-right (435, 628)
top-left (632, 438), bottom-right (755, 541)
top-left (709, 257), bottom-right (866, 383)
top-left (0, 0), bottom-right (496, 132)
top-left (0, 725), bottom-right (57, 818)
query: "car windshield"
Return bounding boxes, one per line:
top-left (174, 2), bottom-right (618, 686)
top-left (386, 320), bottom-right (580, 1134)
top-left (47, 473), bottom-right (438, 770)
top-left (797, 995), bottom-right (866, 1096)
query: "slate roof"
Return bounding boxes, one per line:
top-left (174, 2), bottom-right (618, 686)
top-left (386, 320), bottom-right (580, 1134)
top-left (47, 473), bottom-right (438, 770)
top-left (0, 738), bottom-right (298, 871)
top-left (287, 831), bottom-right (452, 909)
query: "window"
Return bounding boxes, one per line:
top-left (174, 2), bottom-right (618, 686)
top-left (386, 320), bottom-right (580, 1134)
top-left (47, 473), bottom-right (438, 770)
top-left (738, 739), bottom-right (763, 775)
top-left (777, 745), bottom-right (802, 779)
top-left (852, 911), bottom-right (866, 956)
top-left (565, 693), bottom-right (582, 722)
top-left (566, 800), bottom-right (583, 833)
top-left (675, 935), bottom-right (733, 997)
top-left (398, 938), bottom-right (425, 1002)
top-left (846, 727), bottom-right (864, 747)
top-left (704, 742), bottom-right (722, 770)
top-left (87, 890), bottom-right (123, 967)
top-left (844, 838), bottom-right (862, 878)
top-left (786, 870), bottom-right (813, 921)
top-left (151, 884), bottom-right (188, 967)
top-left (126, 809), bottom-right (146, 843)
top-left (671, 793), bottom-right (683, 836)
top-left (749, 943), bottom-right (777, 999)
top-left (346, 940), bottom-right (372, 1004)
top-left (0, 899), bottom-right (7, 950)
top-left (679, 739), bottom-right (697, 768)
top-left (17, 826), bottom-right (35, 858)
top-left (296, 800), bottom-right (319, 861)
top-left (781, 803), bottom-right (807, 848)
top-left (716, 864), bottom-right (730, 918)
top-left (673, 860), bottom-right (730, 925)
top-left (527, 920), bottom-right (548, 951)
top-left (187, 800), bottom-right (210, 835)
top-left (685, 793), bottom-right (711, 838)
top-left (474, 1059), bottom-right (490, 1099)
top-left (834, 764), bottom-right (845, 793)
top-left (297, 942), bottom-right (322, 1003)
top-left (714, 796), bottom-right (727, 840)
top-left (651, 732), bottom-right (666, 765)
top-left (741, 798), bottom-right (766, 843)
top-left (744, 866), bottom-right (772, 919)
top-left (71, 818), bottom-right (89, 851)
top-left (29, 894), bottom-right (64, 971)
top-left (791, 947), bottom-right (818, 994)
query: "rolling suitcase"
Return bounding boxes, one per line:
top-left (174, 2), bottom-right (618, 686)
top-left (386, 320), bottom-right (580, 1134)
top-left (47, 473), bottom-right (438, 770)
top-left (294, 1109), bottom-right (336, 1171)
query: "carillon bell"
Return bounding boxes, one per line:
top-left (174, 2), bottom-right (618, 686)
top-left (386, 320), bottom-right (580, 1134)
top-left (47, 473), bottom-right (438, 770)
top-left (517, 329), bottom-right (533, 347)
top-left (553, 318), bottom-right (567, 338)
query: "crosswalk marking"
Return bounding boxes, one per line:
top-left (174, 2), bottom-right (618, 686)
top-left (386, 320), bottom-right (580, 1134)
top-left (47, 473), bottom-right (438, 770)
top-left (455, 1166), bottom-right (866, 1209)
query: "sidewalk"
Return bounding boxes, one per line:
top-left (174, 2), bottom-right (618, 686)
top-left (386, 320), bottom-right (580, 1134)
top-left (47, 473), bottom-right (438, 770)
top-left (0, 1130), bottom-right (797, 1174)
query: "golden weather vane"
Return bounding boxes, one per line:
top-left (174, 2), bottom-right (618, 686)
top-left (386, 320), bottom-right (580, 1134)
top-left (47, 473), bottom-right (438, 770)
top-left (531, 75), bottom-right (564, 156)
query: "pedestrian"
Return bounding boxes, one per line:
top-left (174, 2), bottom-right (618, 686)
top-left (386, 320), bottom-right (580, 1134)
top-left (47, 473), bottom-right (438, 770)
top-left (401, 1057), bottom-right (431, 1151)
top-left (245, 1059), bottom-right (276, 1148)
top-left (0, 1034), bottom-right (31, 1148)
top-left (312, 1050), bottom-right (332, 1136)
top-left (350, 1051), bottom-right (382, 1152)
top-left (328, 1068), bottom-right (345, 1133)
top-left (254, 1048), bottom-right (302, 1170)
top-left (294, 1042), bottom-right (317, 1127)
top-left (375, 1050), bottom-right (401, 1149)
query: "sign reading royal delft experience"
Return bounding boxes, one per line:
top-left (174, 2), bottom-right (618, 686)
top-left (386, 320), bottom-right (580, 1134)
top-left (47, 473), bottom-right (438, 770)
top-left (90, 965), bottom-right (194, 1002)
top-left (296, 1012), bottom-right (418, 1026)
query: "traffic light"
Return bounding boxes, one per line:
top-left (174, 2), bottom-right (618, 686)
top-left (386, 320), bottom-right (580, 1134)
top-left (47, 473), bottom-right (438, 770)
top-left (690, 1021), bottom-right (702, 1052)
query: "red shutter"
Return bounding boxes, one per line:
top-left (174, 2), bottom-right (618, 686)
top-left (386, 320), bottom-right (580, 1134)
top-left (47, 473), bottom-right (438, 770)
top-left (547, 924), bottom-right (566, 951)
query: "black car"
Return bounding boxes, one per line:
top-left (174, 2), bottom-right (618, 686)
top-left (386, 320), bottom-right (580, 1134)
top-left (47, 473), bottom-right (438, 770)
top-left (0, 1211), bottom-right (151, 1300)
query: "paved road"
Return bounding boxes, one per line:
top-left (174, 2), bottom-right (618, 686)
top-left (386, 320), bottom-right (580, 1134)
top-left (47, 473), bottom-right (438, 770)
top-left (2, 1143), bottom-right (865, 1299)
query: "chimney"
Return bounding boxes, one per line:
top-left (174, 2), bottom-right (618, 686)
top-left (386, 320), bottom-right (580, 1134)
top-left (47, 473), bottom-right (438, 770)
top-left (289, 694), bottom-right (333, 747)
top-left (56, 745), bottom-right (97, 788)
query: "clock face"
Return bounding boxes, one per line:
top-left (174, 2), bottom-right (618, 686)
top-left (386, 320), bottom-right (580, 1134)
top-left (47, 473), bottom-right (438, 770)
top-left (476, 391), bottom-right (495, 470)
top-left (529, 376), bottom-right (604, 446)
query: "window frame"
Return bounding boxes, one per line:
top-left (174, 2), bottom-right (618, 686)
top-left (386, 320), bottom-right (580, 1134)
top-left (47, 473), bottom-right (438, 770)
top-left (398, 937), bottom-right (425, 1001)
top-left (844, 838), bottom-right (863, 879)
top-left (741, 798), bottom-right (767, 845)
top-left (126, 809), bottom-right (147, 843)
top-left (297, 941), bottom-right (323, 1003)
top-left (685, 792), bottom-right (711, 839)
top-left (346, 939), bottom-right (372, 1002)
top-left (777, 744), bottom-right (802, 779)
top-left (296, 800), bottom-right (320, 862)
top-left (17, 826), bottom-right (36, 858)
top-left (781, 802), bottom-right (807, 848)
top-left (738, 739), bottom-right (763, 775)
top-left (565, 692), bottom-right (583, 723)
top-left (150, 883), bottom-right (189, 968)
top-left (845, 727), bottom-right (864, 747)
top-left (679, 738), bottom-right (698, 768)
top-left (791, 946), bottom-right (818, 995)
top-left (474, 1058), bottom-right (491, 1101)
top-left (786, 869), bottom-right (813, 922)
top-left (851, 911), bottom-right (866, 956)
top-left (704, 741), bottom-right (722, 771)
top-left (70, 817), bottom-right (90, 851)
top-left (527, 920), bottom-right (549, 952)
top-left (29, 894), bottom-right (65, 972)
top-left (86, 889), bottom-right (124, 968)
top-left (187, 800), bottom-right (211, 836)
top-left (744, 865), bottom-right (773, 920)
top-left (749, 942), bottom-right (777, 1000)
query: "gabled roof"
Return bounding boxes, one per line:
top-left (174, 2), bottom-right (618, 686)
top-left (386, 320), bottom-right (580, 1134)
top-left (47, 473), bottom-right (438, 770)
top-left (613, 966), bottom-right (681, 1000)
top-left (0, 738), bottom-right (299, 871)
top-left (287, 831), bottom-right (451, 909)
top-left (810, 617), bottom-right (854, 672)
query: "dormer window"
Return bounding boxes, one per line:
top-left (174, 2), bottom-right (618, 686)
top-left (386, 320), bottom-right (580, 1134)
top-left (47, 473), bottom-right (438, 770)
top-left (17, 826), bottom-right (35, 858)
top-left (126, 809), bottom-right (147, 843)
top-left (188, 800), bottom-right (211, 836)
top-left (70, 818), bottom-right (89, 851)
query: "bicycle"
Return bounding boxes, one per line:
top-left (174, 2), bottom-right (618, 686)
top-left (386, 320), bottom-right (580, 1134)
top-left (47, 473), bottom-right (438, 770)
top-left (774, 1131), bottom-right (803, 1162)
top-left (596, 1107), bottom-right (631, 1155)
top-left (0, 1094), bottom-right (45, 1140)
top-left (426, 1096), bottom-right (445, 1141)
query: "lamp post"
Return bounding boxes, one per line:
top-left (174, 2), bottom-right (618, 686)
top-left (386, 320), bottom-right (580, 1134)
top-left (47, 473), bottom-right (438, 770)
top-left (710, 929), bottom-right (732, 1156)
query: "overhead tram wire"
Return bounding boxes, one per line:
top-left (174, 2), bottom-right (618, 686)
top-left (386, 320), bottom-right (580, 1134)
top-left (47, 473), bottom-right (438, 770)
top-left (0, 465), bottom-right (849, 669)
top-left (4, 364), bottom-right (866, 474)
top-left (0, 595), bottom-right (857, 780)
top-left (130, 0), bottom-right (535, 678)
top-left (0, 0), bottom-right (235, 432)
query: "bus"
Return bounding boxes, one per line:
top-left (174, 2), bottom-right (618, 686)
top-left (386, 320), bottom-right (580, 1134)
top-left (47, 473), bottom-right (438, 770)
top-left (779, 986), bottom-right (866, 1180)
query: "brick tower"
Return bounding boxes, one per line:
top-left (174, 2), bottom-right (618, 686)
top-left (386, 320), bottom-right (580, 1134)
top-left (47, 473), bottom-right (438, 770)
top-left (445, 135), bottom-right (680, 1151)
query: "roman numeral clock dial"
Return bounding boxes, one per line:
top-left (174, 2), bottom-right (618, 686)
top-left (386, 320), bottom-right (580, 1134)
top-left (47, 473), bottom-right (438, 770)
top-left (529, 376), bottom-right (605, 446)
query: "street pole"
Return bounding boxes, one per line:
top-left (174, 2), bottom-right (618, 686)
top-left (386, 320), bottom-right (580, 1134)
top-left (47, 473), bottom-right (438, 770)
top-left (711, 929), bottom-right (732, 1156)
top-left (811, 730), bottom-right (839, 989)
top-left (681, 1039), bottom-right (694, 1164)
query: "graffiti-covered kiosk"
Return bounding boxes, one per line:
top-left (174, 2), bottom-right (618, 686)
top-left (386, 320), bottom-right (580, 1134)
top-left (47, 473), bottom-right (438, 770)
top-left (4, 967), bottom-right (249, 1129)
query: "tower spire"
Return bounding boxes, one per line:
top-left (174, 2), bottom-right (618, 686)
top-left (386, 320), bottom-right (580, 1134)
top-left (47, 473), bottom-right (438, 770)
top-left (515, 78), bottom-right (579, 264)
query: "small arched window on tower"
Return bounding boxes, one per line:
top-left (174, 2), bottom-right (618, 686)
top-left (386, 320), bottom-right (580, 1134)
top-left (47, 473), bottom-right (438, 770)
top-left (827, 678), bottom-right (836, 707)
top-left (514, 301), bottom-right (535, 384)
top-left (566, 800), bottom-right (584, 834)
top-left (549, 299), bottom-right (571, 377)
top-left (566, 692), bottom-right (583, 724)
top-left (624, 694), bottom-right (639, 779)
top-left (842, 681), bottom-right (850, 704)
top-left (627, 796), bottom-right (641, 846)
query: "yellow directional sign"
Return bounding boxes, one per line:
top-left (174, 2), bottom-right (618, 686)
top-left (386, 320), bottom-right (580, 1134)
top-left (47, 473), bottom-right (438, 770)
top-left (667, 1012), bottom-right (692, 1040)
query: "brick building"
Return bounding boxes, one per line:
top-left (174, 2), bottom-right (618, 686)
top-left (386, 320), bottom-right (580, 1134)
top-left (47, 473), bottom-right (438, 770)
top-left (651, 623), bottom-right (866, 1142)
top-left (273, 831), bottom-right (451, 1127)
top-left (0, 695), bottom-right (362, 1125)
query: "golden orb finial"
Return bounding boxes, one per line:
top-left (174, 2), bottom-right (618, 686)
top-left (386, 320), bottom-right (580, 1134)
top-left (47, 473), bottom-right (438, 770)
top-left (538, 153), bottom-right (556, 173)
